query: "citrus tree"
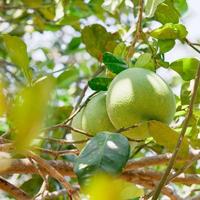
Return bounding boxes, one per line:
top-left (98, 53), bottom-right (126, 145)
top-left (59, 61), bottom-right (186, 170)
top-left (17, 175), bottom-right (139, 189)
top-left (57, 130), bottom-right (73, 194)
top-left (0, 0), bottom-right (200, 199)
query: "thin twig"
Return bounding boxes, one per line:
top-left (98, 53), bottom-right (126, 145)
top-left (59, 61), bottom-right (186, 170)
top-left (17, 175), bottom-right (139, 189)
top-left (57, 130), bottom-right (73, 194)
top-left (152, 62), bottom-right (200, 199)
top-left (126, 0), bottom-right (144, 61)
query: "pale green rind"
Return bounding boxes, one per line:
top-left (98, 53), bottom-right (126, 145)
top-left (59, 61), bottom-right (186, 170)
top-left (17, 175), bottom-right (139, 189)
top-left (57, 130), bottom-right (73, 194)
top-left (106, 68), bottom-right (176, 139)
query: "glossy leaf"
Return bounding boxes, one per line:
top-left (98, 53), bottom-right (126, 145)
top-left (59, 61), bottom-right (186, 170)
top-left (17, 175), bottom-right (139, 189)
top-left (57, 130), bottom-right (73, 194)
top-left (88, 77), bottom-right (113, 91)
top-left (74, 132), bottom-right (130, 184)
top-left (148, 120), bottom-right (189, 156)
top-left (103, 52), bottom-right (128, 74)
top-left (170, 58), bottom-right (199, 81)
top-left (150, 23), bottom-right (188, 40)
top-left (174, 0), bottom-right (188, 14)
top-left (3, 35), bottom-right (32, 83)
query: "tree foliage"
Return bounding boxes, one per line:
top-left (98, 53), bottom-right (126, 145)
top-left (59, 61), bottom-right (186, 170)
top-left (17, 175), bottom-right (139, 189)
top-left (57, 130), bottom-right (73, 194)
top-left (0, 0), bottom-right (200, 200)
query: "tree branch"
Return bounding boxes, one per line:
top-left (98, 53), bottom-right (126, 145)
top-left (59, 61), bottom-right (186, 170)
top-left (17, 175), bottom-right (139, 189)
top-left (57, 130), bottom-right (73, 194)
top-left (0, 177), bottom-right (31, 200)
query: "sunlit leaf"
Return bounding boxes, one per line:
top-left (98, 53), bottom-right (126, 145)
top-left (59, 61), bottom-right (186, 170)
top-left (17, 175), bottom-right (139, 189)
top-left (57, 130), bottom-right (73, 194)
top-left (83, 173), bottom-right (143, 200)
top-left (3, 35), bottom-right (32, 83)
top-left (148, 120), bottom-right (189, 156)
top-left (103, 52), bottom-right (127, 74)
top-left (10, 76), bottom-right (55, 152)
top-left (88, 77), bottom-right (113, 91)
top-left (154, 0), bottom-right (180, 24)
top-left (170, 58), bottom-right (199, 81)
top-left (150, 23), bottom-right (188, 40)
top-left (145, 0), bottom-right (165, 17)
top-left (74, 132), bottom-right (130, 184)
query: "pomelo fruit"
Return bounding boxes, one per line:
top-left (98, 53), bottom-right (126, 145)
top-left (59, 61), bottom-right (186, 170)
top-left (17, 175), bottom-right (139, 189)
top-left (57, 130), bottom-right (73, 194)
top-left (106, 68), bottom-right (176, 139)
top-left (72, 91), bottom-right (115, 149)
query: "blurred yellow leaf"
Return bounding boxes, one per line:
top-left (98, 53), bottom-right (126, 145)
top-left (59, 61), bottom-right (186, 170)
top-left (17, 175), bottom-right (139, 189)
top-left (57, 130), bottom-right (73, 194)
top-left (0, 81), bottom-right (7, 116)
top-left (39, 5), bottom-right (56, 20)
top-left (83, 173), bottom-right (143, 200)
top-left (3, 35), bottom-right (32, 84)
top-left (10, 76), bottom-right (55, 152)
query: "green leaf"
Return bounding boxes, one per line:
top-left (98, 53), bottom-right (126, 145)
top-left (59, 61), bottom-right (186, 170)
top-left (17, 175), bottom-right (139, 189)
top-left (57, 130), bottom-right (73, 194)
top-left (154, 0), bottom-right (180, 24)
top-left (57, 68), bottom-right (79, 88)
top-left (170, 58), bottom-right (199, 81)
top-left (150, 23), bottom-right (188, 40)
top-left (102, 0), bottom-right (123, 14)
top-left (148, 120), bottom-right (189, 156)
top-left (3, 35), bottom-right (32, 83)
top-left (145, 0), bottom-right (165, 17)
top-left (88, 77), bottom-right (113, 91)
top-left (174, 0), bottom-right (188, 14)
top-left (67, 37), bottom-right (82, 52)
top-left (10, 76), bottom-right (55, 152)
top-left (38, 5), bottom-right (56, 20)
top-left (103, 52), bottom-right (128, 74)
top-left (113, 42), bottom-right (127, 58)
top-left (74, 132), bottom-right (130, 184)
top-left (134, 53), bottom-right (155, 70)
top-left (21, 175), bottom-right (43, 196)
top-left (82, 24), bottom-right (119, 60)
top-left (158, 39), bottom-right (175, 53)
top-left (22, 0), bottom-right (42, 8)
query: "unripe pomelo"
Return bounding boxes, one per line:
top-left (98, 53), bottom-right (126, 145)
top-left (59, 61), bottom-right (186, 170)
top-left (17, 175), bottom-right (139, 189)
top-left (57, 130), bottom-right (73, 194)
top-left (106, 68), bottom-right (176, 139)
top-left (72, 91), bottom-right (115, 149)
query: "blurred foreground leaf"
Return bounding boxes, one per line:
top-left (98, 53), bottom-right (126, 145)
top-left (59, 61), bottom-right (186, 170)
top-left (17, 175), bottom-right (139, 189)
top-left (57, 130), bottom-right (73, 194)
top-left (10, 76), bottom-right (55, 152)
top-left (83, 173), bottom-right (143, 200)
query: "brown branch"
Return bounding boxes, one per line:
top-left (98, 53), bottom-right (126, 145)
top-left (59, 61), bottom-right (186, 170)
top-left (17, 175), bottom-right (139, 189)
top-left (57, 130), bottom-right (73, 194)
top-left (126, 0), bottom-right (144, 61)
top-left (0, 177), bottom-right (31, 200)
top-left (152, 64), bottom-right (200, 199)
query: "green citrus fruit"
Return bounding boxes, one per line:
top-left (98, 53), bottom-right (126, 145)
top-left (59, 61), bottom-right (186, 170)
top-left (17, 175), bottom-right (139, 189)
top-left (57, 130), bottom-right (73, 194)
top-left (72, 91), bottom-right (115, 149)
top-left (106, 68), bottom-right (176, 139)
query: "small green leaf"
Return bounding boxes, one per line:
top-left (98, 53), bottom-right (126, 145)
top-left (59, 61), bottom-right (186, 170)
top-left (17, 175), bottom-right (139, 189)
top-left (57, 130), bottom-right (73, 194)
top-left (57, 68), bottom-right (79, 88)
top-left (103, 52), bottom-right (128, 74)
top-left (22, 0), bottom-right (42, 8)
top-left (150, 23), bottom-right (188, 40)
top-left (145, 0), bottom-right (165, 17)
top-left (38, 5), bottom-right (56, 20)
top-left (3, 35), bottom-right (32, 83)
top-left (88, 77), bottom-right (113, 91)
top-left (148, 120), bottom-right (189, 156)
top-left (74, 132), bottom-right (130, 184)
top-left (102, 0), bottom-right (123, 14)
top-left (67, 37), bottom-right (82, 52)
top-left (158, 39), bottom-right (175, 53)
top-left (170, 58), bottom-right (199, 81)
top-left (154, 0), bottom-right (180, 24)
top-left (135, 53), bottom-right (155, 70)
top-left (174, 0), bottom-right (188, 14)
top-left (113, 42), bottom-right (127, 58)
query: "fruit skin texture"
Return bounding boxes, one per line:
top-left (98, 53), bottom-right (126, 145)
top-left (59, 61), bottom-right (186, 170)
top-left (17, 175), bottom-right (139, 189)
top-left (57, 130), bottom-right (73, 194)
top-left (106, 68), bottom-right (176, 139)
top-left (72, 91), bottom-right (115, 149)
